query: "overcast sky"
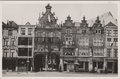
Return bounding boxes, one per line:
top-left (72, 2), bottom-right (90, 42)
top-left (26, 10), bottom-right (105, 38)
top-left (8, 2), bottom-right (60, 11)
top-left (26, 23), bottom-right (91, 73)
top-left (2, 2), bottom-right (118, 25)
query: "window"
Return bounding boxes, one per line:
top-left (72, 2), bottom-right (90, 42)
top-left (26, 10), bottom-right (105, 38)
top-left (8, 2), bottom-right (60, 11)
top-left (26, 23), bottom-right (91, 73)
top-left (66, 29), bottom-right (71, 34)
top-left (107, 49), bottom-right (111, 57)
top-left (5, 38), bottom-right (9, 46)
top-left (98, 30), bottom-right (101, 33)
top-left (106, 30), bottom-right (111, 36)
top-left (28, 28), bottom-right (32, 35)
top-left (114, 38), bottom-right (118, 42)
top-left (96, 30), bottom-right (97, 33)
top-left (11, 38), bottom-right (15, 46)
top-left (114, 49), bottom-right (118, 57)
top-left (78, 61), bottom-right (84, 68)
top-left (3, 49), bottom-right (8, 57)
top-left (18, 37), bottom-right (32, 45)
top-left (21, 28), bottom-right (25, 35)
top-left (18, 48), bottom-right (32, 56)
top-left (8, 30), bottom-right (12, 36)
top-left (98, 62), bottom-right (103, 69)
top-left (113, 30), bottom-right (118, 36)
top-left (63, 48), bottom-right (74, 55)
top-left (82, 30), bottom-right (86, 34)
top-left (107, 38), bottom-right (111, 42)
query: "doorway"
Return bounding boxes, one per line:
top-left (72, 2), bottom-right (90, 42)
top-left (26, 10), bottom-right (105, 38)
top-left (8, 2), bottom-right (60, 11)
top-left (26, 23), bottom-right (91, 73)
top-left (34, 54), bottom-right (45, 72)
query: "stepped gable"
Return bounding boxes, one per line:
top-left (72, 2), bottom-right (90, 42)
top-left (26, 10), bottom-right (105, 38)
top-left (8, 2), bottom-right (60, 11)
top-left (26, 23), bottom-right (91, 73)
top-left (63, 15), bottom-right (75, 27)
top-left (80, 16), bottom-right (88, 27)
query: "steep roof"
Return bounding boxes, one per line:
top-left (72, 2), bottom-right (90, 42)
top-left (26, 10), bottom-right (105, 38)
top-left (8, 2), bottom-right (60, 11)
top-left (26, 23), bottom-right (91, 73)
top-left (87, 11), bottom-right (117, 27)
top-left (106, 21), bottom-right (116, 26)
top-left (74, 11), bottom-right (117, 27)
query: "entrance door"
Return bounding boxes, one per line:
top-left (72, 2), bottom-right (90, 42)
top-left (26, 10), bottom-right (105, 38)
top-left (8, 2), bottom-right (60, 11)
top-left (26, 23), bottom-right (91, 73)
top-left (107, 62), bottom-right (113, 73)
top-left (64, 64), bottom-right (67, 71)
top-left (34, 54), bottom-right (45, 72)
top-left (93, 62), bottom-right (96, 72)
top-left (85, 62), bottom-right (89, 72)
top-left (114, 61), bottom-right (118, 73)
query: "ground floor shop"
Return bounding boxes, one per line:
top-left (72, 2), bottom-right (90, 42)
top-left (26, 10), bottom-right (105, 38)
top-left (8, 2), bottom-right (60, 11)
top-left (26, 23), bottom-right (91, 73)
top-left (2, 57), bottom-right (118, 73)
top-left (33, 52), bottom-right (60, 72)
top-left (106, 59), bottom-right (118, 73)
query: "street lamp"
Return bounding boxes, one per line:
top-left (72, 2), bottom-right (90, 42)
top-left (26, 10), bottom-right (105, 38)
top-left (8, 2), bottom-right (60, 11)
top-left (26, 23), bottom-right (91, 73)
top-left (90, 46), bottom-right (93, 73)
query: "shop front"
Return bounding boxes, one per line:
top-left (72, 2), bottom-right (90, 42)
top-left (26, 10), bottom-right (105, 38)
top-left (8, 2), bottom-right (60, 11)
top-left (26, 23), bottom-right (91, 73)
top-left (106, 59), bottom-right (118, 73)
top-left (63, 58), bottom-right (75, 72)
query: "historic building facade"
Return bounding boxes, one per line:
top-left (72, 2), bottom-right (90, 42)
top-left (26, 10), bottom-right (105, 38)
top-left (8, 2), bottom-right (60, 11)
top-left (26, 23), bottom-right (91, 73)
top-left (60, 15), bottom-right (77, 72)
top-left (75, 16), bottom-right (91, 72)
top-left (90, 17), bottom-right (105, 72)
top-left (17, 22), bottom-right (35, 71)
top-left (104, 22), bottom-right (118, 73)
top-left (34, 4), bottom-right (61, 71)
top-left (2, 4), bottom-right (118, 73)
top-left (2, 21), bottom-right (18, 71)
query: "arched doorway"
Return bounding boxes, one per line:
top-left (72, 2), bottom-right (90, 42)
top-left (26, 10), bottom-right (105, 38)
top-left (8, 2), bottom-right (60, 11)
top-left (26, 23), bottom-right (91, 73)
top-left (34, 54), bottom-right (45, 72)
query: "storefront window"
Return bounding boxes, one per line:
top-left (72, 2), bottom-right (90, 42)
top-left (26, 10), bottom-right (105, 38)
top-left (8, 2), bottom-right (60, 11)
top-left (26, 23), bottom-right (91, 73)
top-left (98, 62), bottom-right (103, 69)
top-left (78, 62), bottom-right (84, 68)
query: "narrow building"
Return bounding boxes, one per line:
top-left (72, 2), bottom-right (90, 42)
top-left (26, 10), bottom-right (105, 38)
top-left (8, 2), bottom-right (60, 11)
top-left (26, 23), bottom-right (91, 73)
top-left (2, 21), bottom-right (18, 71)
top-left (104, 22), bottom-right (118, 73)
top-left (34, 4), bottom-right (61, 72)
top-left (17, 22), bottom-right (35, 71)
top-left (60, 15), bottom-right (77, 72)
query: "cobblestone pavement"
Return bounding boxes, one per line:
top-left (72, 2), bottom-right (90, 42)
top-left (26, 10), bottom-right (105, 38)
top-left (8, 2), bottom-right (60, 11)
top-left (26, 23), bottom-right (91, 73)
top-left (2, 71), bottom-right (118, 77)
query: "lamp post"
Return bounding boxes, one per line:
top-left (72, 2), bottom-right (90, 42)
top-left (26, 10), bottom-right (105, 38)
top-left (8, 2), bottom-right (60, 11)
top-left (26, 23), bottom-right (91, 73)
top-left (90, 46), bottom-right (93, 73)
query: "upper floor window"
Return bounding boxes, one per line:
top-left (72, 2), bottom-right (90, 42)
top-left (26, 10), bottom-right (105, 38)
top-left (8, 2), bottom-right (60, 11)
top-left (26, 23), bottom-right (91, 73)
top-left (66, 29), bottom-right (71, 34)
top-left (28, 28), bottom-right (32, 35)
top-left (8, 30), bottom-right (12, 36)
top-left (82, 30), bottom-right (86, 34)
top-left (107, 49), bottom-right (111, 57)
top-left (114, 38), bottom-right (118, 42)
top-left (4, 38), bottom-right (9, 46)
top-left (114, 49), bottom-right (118, 57)
top-left (18, 37), bottom-right (32, 45)
top-left (107, 38), bottom-right (111, 42)
top-left (98, 30), bottom-right (101, 33)
top-left (11, 38), bottom-right (15, 46)
top-left (106, 30), bottom-right (111, 36)
top-left (3, 49), bottom-right (8, 57)
top-left (21, 28), bottom-right (25, 35)
top-left (113, 30), bottom-right (118, 36)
